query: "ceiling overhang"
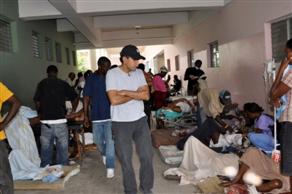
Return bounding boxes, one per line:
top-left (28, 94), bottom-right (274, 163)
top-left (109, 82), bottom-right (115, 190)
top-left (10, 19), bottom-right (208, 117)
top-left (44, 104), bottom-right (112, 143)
top-left (18, 0), bottom-right (232, 49)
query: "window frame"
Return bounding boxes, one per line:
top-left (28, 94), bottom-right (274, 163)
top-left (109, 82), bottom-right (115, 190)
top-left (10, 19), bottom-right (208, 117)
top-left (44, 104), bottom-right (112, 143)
top-left (45, 37), bottom-right (53, 61)
top-left (271, 18), bottom-right (291, 63)
top-left (208, 40), bottom-right (220, 68)
top-left (72, 50), bottom-right (77, 66)
top-left (0, 16), bottom-right (13, 53)
top-left (32, 31), bottom-right (41, 58)
top-left (175, 55), bottom-right (180, 71)
top-left (65, 47), bottom-right (70, 65)
top-left (55, 42), bottom-right (62, 63)
top-left (187, 50), bottom-right (193, 67)
top-left (167, 58), bottom-right (171, 71)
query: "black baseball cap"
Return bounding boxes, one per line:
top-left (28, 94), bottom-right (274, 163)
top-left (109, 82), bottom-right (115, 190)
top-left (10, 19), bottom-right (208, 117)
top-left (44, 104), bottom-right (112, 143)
top-left (120, 45), bottom-right (145, 60)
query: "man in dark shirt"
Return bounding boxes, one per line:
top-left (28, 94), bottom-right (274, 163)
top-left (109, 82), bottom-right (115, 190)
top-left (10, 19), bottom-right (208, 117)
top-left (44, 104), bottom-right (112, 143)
top-left (173, 75), bottom-right (182, 92)
top-left (34, 65), bottom-right (77, 167)
top-left (83, 57), bottom-right (115, 178)
top-left (184, 60), bottom-right (205, 96)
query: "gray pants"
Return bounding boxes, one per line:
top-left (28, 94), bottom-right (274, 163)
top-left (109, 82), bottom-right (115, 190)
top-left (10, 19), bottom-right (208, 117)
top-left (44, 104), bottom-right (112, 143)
top-left (280, 122), bottom-right (292, 176)
top-left (112, 117), bottom-right (154, 194)
top-left (0, 141), bottom-right (13, 194)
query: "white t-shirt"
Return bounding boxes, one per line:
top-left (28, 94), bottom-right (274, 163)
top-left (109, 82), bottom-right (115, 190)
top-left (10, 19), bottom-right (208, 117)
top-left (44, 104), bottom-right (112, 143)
top-left (106, 67), bottom-right (147, 122)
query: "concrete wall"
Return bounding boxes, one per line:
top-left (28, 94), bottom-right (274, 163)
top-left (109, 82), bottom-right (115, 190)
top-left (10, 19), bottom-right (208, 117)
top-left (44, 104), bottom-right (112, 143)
top-left (0, 0), bottom-right (78, 107)
top-left (142, 0), bottom-right (292, 109)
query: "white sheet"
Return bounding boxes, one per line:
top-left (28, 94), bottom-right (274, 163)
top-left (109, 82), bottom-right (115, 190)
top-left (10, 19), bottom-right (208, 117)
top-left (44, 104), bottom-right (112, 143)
top-left (164, 136), bottom-right (239, 185)
top-left (5, 106), bottom-right (42, 180)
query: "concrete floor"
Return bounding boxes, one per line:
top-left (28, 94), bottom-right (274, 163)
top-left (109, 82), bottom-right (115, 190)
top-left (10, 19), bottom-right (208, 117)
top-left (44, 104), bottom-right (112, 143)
top-left (15, 148), bottom-right (201, 194)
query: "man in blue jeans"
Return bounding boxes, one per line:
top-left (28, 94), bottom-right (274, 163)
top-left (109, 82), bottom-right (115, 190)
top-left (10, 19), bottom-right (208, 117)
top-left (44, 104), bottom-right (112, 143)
top-left (83, 56), bottom-right (115, 178)
top-left (34, 65), bottom-right (77, 167)
top-left (106, 45), bottom-right (154, 194)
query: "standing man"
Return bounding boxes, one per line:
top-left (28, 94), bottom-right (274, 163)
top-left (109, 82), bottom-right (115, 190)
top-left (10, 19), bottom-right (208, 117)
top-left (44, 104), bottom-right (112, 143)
top-left (270, 38), bottom-right (292, 192)
top-left (0, 82), bottom-right (21, 194)
top-left (83, 57), bottom-right (115, 178)
top-left (184, 59), bottom-right (205, 96)
top-left (106, 45), bottom-right (154, 194)
top-left (152, 66), bottom-right (169, 110)
top-left (66, 72), bottom-right (76, 87)
top-left (34, 65), bottom-right (77, 167)
top-left (137, 63), bottom-right (153, 127)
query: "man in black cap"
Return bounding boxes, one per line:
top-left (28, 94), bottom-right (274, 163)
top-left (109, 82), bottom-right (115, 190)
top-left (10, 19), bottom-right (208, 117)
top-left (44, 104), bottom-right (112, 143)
top-left (106, 45), bottom-right (154, 194)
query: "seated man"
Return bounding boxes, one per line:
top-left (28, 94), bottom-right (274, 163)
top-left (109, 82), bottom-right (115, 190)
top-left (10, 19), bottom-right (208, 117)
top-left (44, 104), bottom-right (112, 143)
top-left (170, 75), bottom-right (182, 96)
top-left (177, 89), bottom-right (237, 149)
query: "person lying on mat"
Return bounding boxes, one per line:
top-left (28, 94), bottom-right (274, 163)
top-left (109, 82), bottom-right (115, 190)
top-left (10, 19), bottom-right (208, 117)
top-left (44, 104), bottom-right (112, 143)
top-left (162, 98), bottom-right (195, 113)
top-left (221, 147), bottom-right (290, 194)
top-left (156, 98), bottom-right (195, 128)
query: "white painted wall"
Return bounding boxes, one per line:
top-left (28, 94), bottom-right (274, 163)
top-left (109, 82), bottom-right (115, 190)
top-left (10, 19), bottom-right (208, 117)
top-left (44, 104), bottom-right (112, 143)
top-left (143, 0), bottom-right (292, 109)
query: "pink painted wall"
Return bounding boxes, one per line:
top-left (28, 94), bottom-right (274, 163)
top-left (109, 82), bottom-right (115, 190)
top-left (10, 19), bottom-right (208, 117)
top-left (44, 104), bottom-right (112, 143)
top-left (143, 0), bottom-right (292, 109)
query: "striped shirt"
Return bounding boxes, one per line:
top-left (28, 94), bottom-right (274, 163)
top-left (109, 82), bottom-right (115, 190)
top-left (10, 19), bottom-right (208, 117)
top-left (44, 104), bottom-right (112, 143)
top-left (280, 70), bottom-right (292, 122)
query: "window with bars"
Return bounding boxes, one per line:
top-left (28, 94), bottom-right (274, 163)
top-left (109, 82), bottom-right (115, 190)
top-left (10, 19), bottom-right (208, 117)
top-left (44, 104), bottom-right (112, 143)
top-left (167, 59), bottom-right (171, 71)
top-left (72, 50), bottom-right (76, 66)
top-left (32, 31), bottom-right (41, 58)
top-left (209, 41), bottom-right (220, 68)
top-left (271, 18), bottom-right (292, 63)
top-left (187, 50), bottom-right (193, 67)
top-left (175, 55), bottom-right (180, 71)
top-left (45, 37), bottom-right (53, 61)
top-left (55, 42), bottom-right (62, 63)
top-left (65, 47), bottom-right (70, 65)
top-left (0, 18), bottom-right (12, 52)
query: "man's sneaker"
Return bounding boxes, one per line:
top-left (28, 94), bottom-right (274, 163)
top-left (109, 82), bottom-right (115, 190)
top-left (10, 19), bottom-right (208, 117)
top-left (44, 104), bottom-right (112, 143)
top-left (106, 168), bottom-right (114, 178)
top-left (102, 156), bottom-right (106, 165)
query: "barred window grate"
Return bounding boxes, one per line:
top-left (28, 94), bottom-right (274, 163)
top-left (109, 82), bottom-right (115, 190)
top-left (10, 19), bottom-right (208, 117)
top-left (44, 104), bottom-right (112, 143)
top-left (187, 50), bottom-right (193, 67)
top-left (271, 20), bottom-right (287, 63)
top-left (72, 51), bottom-right (76, 66)
top-left (167, 59), bottom-right (171, 71)
top-left (55, 42), bottom-right (62, 63)
top-left (45, 37), bottom-right (53, 61)
top-left (65, 47), bottom-right (70, 65)
top-left (32, 31), bottom-right (41, 58)
top-left (209, 41), bottom-right (220, 68)
top-left (175, 55), bottom-right (180, 71)
top-left (0, 18), bottom-right (12, 52)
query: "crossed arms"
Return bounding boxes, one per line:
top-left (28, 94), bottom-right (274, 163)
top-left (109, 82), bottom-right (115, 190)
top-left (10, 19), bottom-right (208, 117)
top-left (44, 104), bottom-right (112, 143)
top-left (107, 85), bottom-right (149, 106)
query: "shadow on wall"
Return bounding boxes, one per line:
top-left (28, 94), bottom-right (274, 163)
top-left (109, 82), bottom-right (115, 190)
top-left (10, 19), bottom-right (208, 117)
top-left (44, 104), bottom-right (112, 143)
top-left (232, 60), bottom-right (266, 108)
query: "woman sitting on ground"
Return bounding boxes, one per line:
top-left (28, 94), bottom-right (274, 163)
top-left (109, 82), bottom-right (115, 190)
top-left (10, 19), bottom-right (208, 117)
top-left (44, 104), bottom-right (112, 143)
top-left (221, 147), bottom-right (290, 194)
top-left (243, 102), bottom-right (274, 153)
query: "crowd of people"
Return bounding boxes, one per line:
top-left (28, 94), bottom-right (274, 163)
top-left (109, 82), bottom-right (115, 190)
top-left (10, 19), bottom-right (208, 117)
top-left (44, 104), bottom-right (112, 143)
top-left (1, 38), bottom-right (292, 194)
top-left (163, 38), bottom-right (292, 194)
